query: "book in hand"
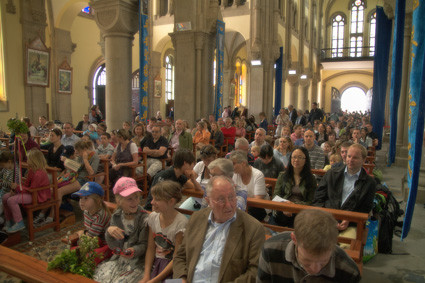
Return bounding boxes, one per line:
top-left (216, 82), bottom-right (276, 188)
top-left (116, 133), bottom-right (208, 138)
top-left (64, 158), bottom-right (82, 172)
top-left (272, 195), bottom-right (289, 203)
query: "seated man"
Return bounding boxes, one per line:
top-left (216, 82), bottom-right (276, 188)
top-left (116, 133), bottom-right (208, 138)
top-left (173, 175), bottom-right (265, 283)
top-left (141, 125), bottom-right (168, 178)
top-left (253, 144), bottom-right (284, 178)
top-left (258, 209), bottom-right (360, 282)
top-left (169, 119), bottom-right (193, 151)
top-left (225, 137), bottom-right (255, 165)
top-left (250, 128), bottom-right (268, 149)
top-left (332, 141), bottom-right (353, 169)
top-left (313, 144), bottom-right (376, 240)
top-left (302, 129), bottom-right (325, 169)
top-left (61, 122), bottom-right (80, 147)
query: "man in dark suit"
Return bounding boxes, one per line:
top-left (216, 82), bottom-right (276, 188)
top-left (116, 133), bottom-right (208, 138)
top-left (309, 102), bottom-right (324, 125)
top-left (288, 105), bottom-right (298, 125)
top-left (174, 176), bottom-right (265, 283)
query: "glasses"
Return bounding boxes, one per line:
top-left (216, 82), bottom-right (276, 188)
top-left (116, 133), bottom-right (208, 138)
top-left (211, 196), bottom-right (236, 206)
top-left (292, 156), bottom-right (306, 160)
top-left (112, 247), bottom-right (134, 257)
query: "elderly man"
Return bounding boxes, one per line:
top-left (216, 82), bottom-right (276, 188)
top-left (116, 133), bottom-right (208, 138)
top-left (174, 175), bottom-right (265, 283)
top-left (258, 209), bottom-right (360, 282)
top-left (226, 137), bottom-right (255, 165)
top-left (302, 129), bottom-right (325, 169)
top-left (250, 128), bottom-right (268, 149)
top-left (169, 119), bottom-right (193, 151)
top-left (61, 122), bottom-right (80, 147)
top-left (313, 144), bottom-right (376, 241)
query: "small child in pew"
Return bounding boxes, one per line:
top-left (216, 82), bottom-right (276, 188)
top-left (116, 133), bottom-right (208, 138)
top-left (70, 181), bottom-right (112, 265)
top-left (251, 145), bottom-right (260, 160)
top-left (94, 177), bottom-right (149, 283)
top-left (140, 181), bottom-right (188, 283)
top-left (323, 153), bottom-right (342, 171)
top-left (0, 150), bottom-right (14, 225)
top-left (2, 149), bottom-right (50, 233)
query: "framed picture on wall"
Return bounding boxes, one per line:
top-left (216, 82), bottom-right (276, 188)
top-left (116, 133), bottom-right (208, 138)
top-left (25, 37), bottom-right (50, 87)
top-left (58, 59), bottom-right (72, 94)
top-left (154, 77), bottom-right (162, 98)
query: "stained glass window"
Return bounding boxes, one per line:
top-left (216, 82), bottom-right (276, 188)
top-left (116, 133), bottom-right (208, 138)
top-left (81, 6), bottom-right (91, 14)
top-left (165, 55), bottom-right (174, 102)
top-left (332, 14), bottom-right (345, 58)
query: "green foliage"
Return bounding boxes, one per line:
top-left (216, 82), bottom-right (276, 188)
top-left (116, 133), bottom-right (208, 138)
top-left (7, 118), bottom-right (28, 134)
top-left (47, 234), bottom-right (101, 279)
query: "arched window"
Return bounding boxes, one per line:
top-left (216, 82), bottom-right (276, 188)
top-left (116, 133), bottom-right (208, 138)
top-left (332, 14), bottom-right (345, 58)
top-left (165, 55), bottom-right (174, 102)
top-left (234, 60), bottom-right (247, 107)
top-left (0, 4), bottom-right (6, 103)
top-left (369, 11), bottom-right (376, 56)
top-left (350, 0), bottom-right (365, 57)
top-left (92, 64), bottom-right (106, 117)
top-left (341, 86), bottom-right (370, 112)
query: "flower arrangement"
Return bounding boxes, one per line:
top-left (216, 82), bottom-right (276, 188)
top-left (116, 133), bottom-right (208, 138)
top-left (6, 118), bottom-right (28, 134)
top-left (47, 234), bottom-right (101, 279)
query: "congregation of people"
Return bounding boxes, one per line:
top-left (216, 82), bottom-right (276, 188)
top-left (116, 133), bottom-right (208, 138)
top-left (0, 102), bottom-right (381, 282)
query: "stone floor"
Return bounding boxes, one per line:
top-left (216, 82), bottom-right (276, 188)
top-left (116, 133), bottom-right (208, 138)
top-left (361, 143), bottom-right (425, 283)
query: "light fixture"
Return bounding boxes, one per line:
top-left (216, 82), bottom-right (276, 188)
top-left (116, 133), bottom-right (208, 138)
top-left (300, 75), bottom-right (307, 79)
top-left (251, 60), bottom-right (262, 66)
top-left (288, 70), bottom-right (297, 75)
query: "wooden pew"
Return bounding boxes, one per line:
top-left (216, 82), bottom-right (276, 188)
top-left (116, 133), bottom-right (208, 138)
top-left (0, 246), bottom-right (95, 283)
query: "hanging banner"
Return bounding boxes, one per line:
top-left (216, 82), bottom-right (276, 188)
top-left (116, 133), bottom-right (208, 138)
top-left (274, 47), bottom-right (283, 117)
top-left (388, 0), bottom-right (406, 165)
top-left (214, 20), bottom-right (225, 121)
top-left (403, 0), bottom-right (425, 240)
top-left (139, 0), bottom-right (148, 123)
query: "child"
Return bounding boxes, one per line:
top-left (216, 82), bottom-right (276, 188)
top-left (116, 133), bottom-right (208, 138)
top-left (96, 133), bottom-right (115, 159)
top-left (251, 145), bottom-right (260, 160)
top-left (140, 181), bottom-right (188, 283)
top-left (83, 124), bottom-right (99, 142)
top-left (2, 149), bottom-right (50, 233)
top-left (94, 177), bottom-right (149, 283)
top-left (0, 150), bottom-right (14, 225)
top-left (323, 153), bottom-right (342, 171)
top-left (71, 182), bottom-right (112, 265)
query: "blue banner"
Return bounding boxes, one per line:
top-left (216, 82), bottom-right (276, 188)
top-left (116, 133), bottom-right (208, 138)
top-left (388, 0), bottom-right (406, 166)
top-left (274, 47), bottom-right (283, 117)
top-left (370, 7), bottom-right (392, 150)
top-left (139, 1), bottom-right (148, 123)
top-left (214, 20), bottom-right (225, 121)
top-left (403, 0), bottom-right (425, 240)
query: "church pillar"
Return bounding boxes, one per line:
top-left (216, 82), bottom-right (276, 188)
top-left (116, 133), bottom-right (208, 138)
top-left (298, 78), bottom-right (310, 112)
top-left (395, 13), bottom-right (412, 166)
top-left (21, 0), bottom-right (48, 122)
top-left (287, 75), bottom-right (299, 109)
top-left (248, 64), bottom-right (264, 117)
top-left (150, 51), bottom-right (162, 117)
top-left (91, 0), bottom-right (139, 130)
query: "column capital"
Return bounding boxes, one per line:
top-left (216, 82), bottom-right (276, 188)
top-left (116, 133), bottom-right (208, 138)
top-left (91, 0), bottom-right (139, 38)
top-left (287, 74), bottom-right (299, 85)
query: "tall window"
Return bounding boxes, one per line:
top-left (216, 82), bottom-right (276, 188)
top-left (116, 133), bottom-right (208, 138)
top-left (165, 55), bottom-right (174, 102)
top-left (350, 0), bottom-right (364, 57)
top-left (332, 15), bottom-right (345, 58)
top-left (93, 64), bottom-right (106, 106)
top-left (0, 4), bottom-right (6, 103)
top-left (369, 11), bottom-right (376, 56)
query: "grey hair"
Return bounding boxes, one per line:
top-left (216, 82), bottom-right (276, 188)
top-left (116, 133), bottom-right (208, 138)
top-left (256, 128), bottom-right (266, 135)
top-left (229, 150), bottom-right (248, 164)
top-left (206, 175), bottom-right (236, 196)
top-left (225, 117), bottom-right (232, 123)
top-left (235, 137), bottom-right (249, 149)
top-left (208, 158), bottom-right (234, 178)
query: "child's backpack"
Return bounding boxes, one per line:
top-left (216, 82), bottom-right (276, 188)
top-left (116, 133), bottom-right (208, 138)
top-left (373, 183), bottom-right (404, 254)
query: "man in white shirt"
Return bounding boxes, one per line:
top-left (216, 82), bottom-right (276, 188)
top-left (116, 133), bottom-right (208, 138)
top-left (61, 122), bottom-right (80, 147)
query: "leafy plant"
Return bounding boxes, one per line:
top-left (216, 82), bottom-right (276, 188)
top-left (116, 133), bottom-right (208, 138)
top-left (47, 234), bottom-right (101, 279)
top-left (6, 118), bottom-right (28, 134)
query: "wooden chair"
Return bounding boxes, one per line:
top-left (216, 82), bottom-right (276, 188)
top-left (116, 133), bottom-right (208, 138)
top-left (129, 152), bottom-right (149, 198)
top-left (218, 138), bottom-right (228, 158)
top-left (85, 157), bottom-right (110, 201)
top-left (21, 166), bottom-right (61, 241)
top-left (365, 156), bottom-right (375, 164)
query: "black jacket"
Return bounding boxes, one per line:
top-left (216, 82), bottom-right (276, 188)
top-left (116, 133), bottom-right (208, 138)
top-left (313, 165), bottom-right (376, 214)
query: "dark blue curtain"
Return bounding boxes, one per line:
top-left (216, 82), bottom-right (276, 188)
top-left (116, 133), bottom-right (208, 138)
top-left (274, 47), bottom-right (283, 117)
top-left (403, 0), bottom-right (425, 240)
top-left (388, 0), bottom-right (406, 165)
top-left (370, 7), bottom-right (392, 150)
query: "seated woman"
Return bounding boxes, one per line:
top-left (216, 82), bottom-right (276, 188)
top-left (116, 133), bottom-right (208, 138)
top-left (41, 128), bottom-right (65, 171)
top-left (316, 123), bottom-right (328, 145)
top-left (221, 117), bottom-right (236, 151)
top-left (109, 129), bottom-right (139, 186)
top-left (230, 150), bottom-right (268, 221)
top-left (193, 121), bottom-right (211, 158)
top-left (269, 146), bottom-right (317, 227)
top-left (131, 123), bottom-right (151, 149)
top-left (179, 145), bottom-right (218, 211)
top-left (94, 177), bottom-right (149, 282)
top-left (253, 144), bottom-right (285, 179)
top-left (235, 119), bottom-right (246, 138)
top-left (274, 137), bottom-right (293, 168)
top-left (210, 122), bottom-right (224, 150)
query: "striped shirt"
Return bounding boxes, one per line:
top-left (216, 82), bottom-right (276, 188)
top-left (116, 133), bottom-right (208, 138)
top-left (304, 144), bottom-right (325, 169)
top-left (84, 208), bottom-right (111, 241)
top-left (257, 232), bottom-right (360, 283)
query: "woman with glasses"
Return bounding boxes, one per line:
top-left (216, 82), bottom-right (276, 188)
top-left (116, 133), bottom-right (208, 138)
top-left (269, 146), bottom-right (317, 227)
top-left (273, 136), bottom-right (293, 168)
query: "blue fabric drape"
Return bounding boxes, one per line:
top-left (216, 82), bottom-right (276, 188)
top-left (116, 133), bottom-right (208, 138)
top-left (370, 7), bottom-right (392, 150)
top-left (403, 0), bottom-right (425, 240)
top-left (139, 2), bottom-right (148, 123)
top-left (388, 0), bottom-right (406, 165)
top-left (274, 47), bottom-right (283, 117)
top-left (214, 20), bottom-right (225, 121)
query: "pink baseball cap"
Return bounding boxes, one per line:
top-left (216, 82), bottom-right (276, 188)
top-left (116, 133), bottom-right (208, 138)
top-left (113, 177), bottom-right (141, 197)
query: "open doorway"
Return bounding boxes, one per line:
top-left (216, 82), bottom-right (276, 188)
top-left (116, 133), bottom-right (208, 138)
top-left (341, 86), bottom-right (371, 113)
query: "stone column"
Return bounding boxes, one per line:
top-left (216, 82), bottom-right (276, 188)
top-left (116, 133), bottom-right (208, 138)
top-left (91, 0), bottom-right (139, 130)
top-left (287, 75), bottom-right (299, 109)
top-left (395, 13), bottom-right (412, 166)
top-left (248, 64), bottom-right (264, 117)
top-left (298, 78), bottom-right (310, 112)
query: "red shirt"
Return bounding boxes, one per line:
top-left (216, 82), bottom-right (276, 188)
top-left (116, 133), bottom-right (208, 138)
top-left (221, 126), bottom-right (236, 145)
top-left (20, 169), bottom-right (50, 203)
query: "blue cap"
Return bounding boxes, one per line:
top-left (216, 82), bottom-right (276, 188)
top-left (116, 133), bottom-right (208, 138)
top-left (71, 182), bottom-right (104, 198)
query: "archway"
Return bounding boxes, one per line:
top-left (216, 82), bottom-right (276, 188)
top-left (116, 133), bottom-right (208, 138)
top-left (93, 64), bottom-right (106, 118)
top-left (340, 86), bottom-right (370, 113)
